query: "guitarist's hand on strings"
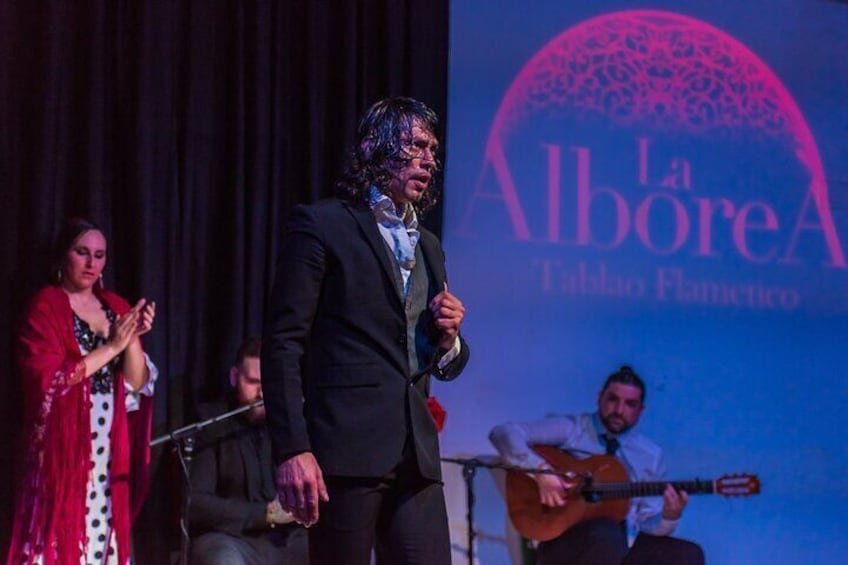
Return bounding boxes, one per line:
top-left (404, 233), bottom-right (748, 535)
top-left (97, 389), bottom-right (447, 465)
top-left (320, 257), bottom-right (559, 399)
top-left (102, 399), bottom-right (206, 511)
top-left (535, 470), bottom-right (576, 507)
top-left (661, 484), bottom-right (689, 520)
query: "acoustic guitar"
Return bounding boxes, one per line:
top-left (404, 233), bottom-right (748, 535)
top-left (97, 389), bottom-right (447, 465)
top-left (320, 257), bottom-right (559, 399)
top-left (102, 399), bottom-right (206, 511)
top-left (506, 445), bottom-right (760, 541)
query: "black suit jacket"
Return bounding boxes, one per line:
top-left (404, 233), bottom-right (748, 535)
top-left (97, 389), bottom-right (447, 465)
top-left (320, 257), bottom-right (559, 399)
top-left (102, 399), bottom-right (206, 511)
top-left (262, 198), bottom-right (469, 481)
top-left (189, 410), bottom-right (277, 536)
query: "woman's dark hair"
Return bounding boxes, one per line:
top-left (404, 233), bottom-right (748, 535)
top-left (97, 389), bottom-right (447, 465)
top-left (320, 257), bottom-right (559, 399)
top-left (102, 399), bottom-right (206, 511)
top-left (336, 97), bottom-right (441, 215)
top-left (49, 217), bottom-right (105, 284)
top-left (601, 365), bottom-right (647, 403)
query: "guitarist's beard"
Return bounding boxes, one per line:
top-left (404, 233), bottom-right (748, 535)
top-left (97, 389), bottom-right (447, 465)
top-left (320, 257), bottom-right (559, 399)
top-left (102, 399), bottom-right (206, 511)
top-left (600, 413), bottom-right (634, 434)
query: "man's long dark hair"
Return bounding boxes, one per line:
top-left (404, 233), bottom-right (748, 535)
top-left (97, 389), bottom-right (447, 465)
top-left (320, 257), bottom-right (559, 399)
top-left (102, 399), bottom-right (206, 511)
top-left (337, 97), bottom-right (440, 215)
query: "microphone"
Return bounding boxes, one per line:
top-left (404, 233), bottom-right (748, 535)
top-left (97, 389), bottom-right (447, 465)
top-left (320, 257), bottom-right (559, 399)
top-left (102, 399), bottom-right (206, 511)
top-left (150, 399), bottom-right (265, 447)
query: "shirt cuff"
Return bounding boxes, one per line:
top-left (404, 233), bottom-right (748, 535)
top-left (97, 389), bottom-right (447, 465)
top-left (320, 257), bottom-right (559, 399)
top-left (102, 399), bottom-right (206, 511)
top-left (650, 517), bottom-right (679, 537)
top-left (125, 353), bottom-right (158, 413)
top-left (249, 502), bottom-right (270, 531)
top-left (436, 337), bottom-right (461, 371)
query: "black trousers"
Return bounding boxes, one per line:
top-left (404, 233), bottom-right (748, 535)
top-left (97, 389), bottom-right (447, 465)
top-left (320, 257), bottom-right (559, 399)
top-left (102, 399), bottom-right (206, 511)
top-left (308, 457), bottom-right (450, 565)
top-left (190, 526), bottom-right (309, 565)
top-left (536, 518), bottom-right (704, 565)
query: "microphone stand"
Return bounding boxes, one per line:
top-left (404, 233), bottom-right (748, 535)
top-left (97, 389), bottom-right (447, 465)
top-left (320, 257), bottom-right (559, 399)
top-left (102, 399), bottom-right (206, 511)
top-left (149, 399), bottom-right (265, 565)
top-left (441, 456), bottom-right (574, 565)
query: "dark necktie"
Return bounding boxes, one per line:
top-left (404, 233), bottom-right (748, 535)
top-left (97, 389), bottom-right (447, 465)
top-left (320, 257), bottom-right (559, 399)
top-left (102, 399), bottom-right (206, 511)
top-left (602, 434), bottom-right (620, 456)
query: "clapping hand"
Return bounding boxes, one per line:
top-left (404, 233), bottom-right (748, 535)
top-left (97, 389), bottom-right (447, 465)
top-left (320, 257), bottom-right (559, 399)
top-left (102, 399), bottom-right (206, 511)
top-left (135, 299), bottom-right (156, 336)
top-left (108, 301), bottom-right (142, 353)
top-left (109, 298), bottom-right (156, 353)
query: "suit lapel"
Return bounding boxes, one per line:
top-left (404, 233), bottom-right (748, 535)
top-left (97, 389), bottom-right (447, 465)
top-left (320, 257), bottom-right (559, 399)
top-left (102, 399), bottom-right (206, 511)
top-left (345, 201), bottom-right (404, 304)
top-left (418, 230), bottom-right (446, 294)
top-left (237, 425), bottom-right (262, 501)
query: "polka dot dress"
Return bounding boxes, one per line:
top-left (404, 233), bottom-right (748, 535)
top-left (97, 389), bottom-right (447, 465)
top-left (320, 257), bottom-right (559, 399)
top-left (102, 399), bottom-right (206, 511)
top-left (73, 311), bottom-right (121, 564)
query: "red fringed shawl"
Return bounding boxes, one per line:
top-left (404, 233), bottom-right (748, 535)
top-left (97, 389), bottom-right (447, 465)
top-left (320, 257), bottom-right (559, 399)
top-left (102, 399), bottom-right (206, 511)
top-left (6, 286), bottom-right (153, 565)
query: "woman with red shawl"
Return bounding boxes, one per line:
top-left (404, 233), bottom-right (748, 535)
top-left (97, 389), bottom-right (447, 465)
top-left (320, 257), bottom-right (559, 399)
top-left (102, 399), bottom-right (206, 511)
top-left (6, 218), bottom-right (157, 565)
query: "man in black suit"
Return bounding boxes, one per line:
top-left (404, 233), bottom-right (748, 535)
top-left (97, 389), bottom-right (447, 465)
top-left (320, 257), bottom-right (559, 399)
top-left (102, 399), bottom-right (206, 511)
top-left (190, 337), bottom-right (308, 565)
top-left (262, 97), bottom-right (470, 565)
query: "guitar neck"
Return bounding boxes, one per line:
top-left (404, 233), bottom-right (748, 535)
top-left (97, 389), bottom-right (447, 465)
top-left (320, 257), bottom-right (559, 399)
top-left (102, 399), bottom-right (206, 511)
top-left (584, 479), bottom-right (715, 500)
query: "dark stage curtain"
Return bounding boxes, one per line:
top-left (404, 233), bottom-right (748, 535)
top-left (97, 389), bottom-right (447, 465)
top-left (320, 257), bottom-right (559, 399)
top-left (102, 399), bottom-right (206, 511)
top-left (0, 1), bottom-right (448, 562)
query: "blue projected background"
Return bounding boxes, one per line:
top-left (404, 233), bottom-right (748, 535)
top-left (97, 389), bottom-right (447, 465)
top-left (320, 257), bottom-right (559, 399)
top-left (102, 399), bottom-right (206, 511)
top-left (438, 1), bottom-right (848, 563)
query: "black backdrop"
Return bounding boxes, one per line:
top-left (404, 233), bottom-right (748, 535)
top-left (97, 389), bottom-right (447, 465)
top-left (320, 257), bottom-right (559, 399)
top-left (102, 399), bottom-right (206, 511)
top-left (0, 1), bottom-right (448, 562)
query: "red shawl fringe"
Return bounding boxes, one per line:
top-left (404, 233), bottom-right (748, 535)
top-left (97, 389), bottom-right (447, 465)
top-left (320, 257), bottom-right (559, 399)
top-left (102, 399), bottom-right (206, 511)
top-left (6, 286), bottom-right (152, 565)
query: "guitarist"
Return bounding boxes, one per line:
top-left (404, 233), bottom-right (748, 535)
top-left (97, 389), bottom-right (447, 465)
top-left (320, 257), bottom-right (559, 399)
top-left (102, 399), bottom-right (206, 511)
top-left (489, 365), bottom-right (704, 565)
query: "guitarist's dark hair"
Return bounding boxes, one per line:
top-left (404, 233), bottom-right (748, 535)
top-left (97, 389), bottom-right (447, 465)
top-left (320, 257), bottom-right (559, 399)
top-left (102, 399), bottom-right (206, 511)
top-left (602, 365), bottom-right (646, 403)
top-left (234, 336), bottom-right (262, 365)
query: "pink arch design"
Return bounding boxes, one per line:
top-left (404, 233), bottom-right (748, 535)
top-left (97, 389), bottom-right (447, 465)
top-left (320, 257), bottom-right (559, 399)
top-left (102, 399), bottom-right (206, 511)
top-left (483, 10), bottom-right (833, 242)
